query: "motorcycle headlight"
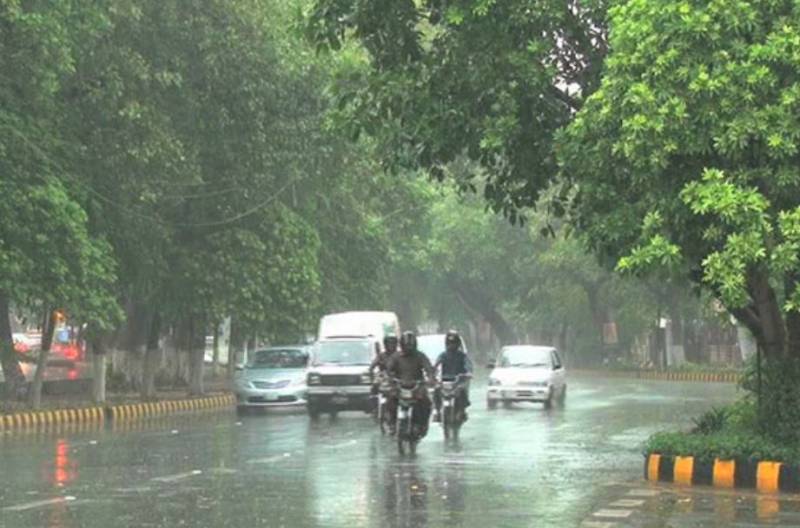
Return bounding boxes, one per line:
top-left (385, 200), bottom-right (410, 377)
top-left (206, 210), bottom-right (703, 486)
top-left (307, 373), bottom-right (321, 385)
top-left (488, 378), bottom-right (501, 386)
top-left (360, 373), bottom-right (372, 385)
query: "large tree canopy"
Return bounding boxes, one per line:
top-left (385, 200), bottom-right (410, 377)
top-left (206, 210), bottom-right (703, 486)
top-left (560, 0), bottom-right (800, 361)
top-left (305, 0), bottom-right (608, 219)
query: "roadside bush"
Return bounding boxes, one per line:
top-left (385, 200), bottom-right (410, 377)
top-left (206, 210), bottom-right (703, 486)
top-left (690, 407), bottom-right (727, 435)
top-left (646, 430), bottom-right (800, 465)
top-left (740, 357), bottom-right (800, 444)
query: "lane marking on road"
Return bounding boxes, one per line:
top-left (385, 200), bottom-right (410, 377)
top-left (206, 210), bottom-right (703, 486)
top-left (609, 499), bottom-right (645, 508)
top-left (325, 440), bottom-right (358, 449)
top-left (4, 496), bottom-right (77, 512)
top-left (248, 453), bottom-right (292, 465)
top-left (208, 468), bottom-right (238, 475)
top-left (581, 522), bottom-right (617, 528)
top-left (152, 470), bottom-right (202, 483)
top-left (593, 509), bottom-right (633, 519)
top-left (626, 489), bottom-right (660, 497)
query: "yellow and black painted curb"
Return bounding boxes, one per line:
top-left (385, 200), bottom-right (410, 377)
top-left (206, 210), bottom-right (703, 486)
top-left (573, 369), bottom-right (741, 383)
top-left (646, 453), bottom-right (799, 493)
top-left (0, 407), bottom-right (105, 433)
top-left (108, 393), bottom-right (235, 421)
top-left (0, 394), bottom-right (236, 433)
top-left (637, 371), bottom-right (740, 383)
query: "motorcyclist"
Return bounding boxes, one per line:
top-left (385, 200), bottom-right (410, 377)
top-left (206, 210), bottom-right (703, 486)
top-left (370, 335), bottom-right (399, 430)
top-left (433, 330), bottom-right (473, 422)
top-left (370, 334), bottom-right (399, 378)
top-left (386, 331), bottom-right (436, 436)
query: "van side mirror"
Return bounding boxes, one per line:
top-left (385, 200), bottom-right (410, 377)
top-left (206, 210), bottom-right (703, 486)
top-left (487, 361), bottom-right (495, 369)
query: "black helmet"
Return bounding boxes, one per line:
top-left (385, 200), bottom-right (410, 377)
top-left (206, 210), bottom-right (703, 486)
top-left (383, 334), bottom-right (398, 348)
top-left (445, 330), bottom-right (461, 348)
top-left (400, 331), bottom-right (417, 353)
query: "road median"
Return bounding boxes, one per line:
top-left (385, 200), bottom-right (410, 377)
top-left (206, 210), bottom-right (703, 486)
top-left (572, 369), bottom-right (741, 383)
top-left (0, 393), bottom-right (235, 434)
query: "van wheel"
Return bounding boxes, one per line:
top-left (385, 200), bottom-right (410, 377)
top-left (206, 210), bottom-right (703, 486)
top-left (503, 400), bottom-right (513, 409)
top-left (558, 385), bottom-right (567, 406)
top-left (307, 403), bottom-right (320, 419)
top-left (543, 394), bottom-right (553, 410)
top-left (487, 399), bottom-right (497, 410)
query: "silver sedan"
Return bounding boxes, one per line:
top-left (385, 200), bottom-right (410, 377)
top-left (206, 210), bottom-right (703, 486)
top-left (234, 347), bottom-right (309, 409)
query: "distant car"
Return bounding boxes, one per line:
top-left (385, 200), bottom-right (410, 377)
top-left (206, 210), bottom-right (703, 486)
top-left (486, 345), bottom-right (566, 410)
top-left (416, 334), bottom-right (469, 365)
top-left (234, 346), bottom-right (309, 409)
top-left (305, 337), bottom-right (379, 418)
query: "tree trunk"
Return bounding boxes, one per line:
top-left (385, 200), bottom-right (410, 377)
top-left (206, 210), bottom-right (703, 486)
top-left (0, 291), bottom-right (26, 400)
top-left (91, 335), bottom-right (107, 404)
top-left (140, 312), bottom-right (161, 401)
top-left (746, 270), bottom-right (787, 360)
top-left (29, 308), bottom-right (57, 409)
top-left (227, 317), bottom-right (240, 384)
top-left (448, 276), bottom-right (516, 345)
top-left (785, 273), bottom-right (800, 360)
top-left (557, 322), bottom-right (569, 359)
top-left (188, 316), bottom-right (205, 396)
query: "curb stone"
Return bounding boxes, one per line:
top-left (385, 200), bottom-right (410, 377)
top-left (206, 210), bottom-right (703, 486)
top-left (573, 369), bottom-right (741, 383)
top-left (645, 453), bottom-right (799, 493)
top-left (0, 393), bottom-right (235, 434)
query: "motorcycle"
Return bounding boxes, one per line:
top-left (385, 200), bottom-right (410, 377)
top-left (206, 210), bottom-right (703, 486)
top-left (393, 378), bottom-right (427, 455)
top-left (439, 374), bottom-right (470, 441)
top-left (373, 373), bottom-right (395, 435)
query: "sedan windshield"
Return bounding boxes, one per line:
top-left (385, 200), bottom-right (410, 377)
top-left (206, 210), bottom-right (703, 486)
top-left (248, 349), bottom-right (307, 369)
top-left (313, 341), bottom-right (373, 366)
top-left (499, 348), bottom-right (552, 368)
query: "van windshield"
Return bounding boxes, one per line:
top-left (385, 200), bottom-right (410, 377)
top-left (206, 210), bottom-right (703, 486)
top-left (499, 348), bottom-right (552, 368)
top-left (313, 341), bottom-right (373, 366)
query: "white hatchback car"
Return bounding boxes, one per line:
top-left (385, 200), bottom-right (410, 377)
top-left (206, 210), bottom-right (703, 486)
top-left (486, 345), bottom-right (566, 409)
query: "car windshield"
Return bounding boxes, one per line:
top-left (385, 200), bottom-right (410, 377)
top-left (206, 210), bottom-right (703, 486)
top-left (248, 349), bottom-right (307, 369)
top-left (499, 348), bottom-right (552, 368)
top-left (313, 341), bottom-right (373, 366)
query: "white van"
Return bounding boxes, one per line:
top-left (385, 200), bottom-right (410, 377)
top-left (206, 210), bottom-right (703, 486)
top-left (317, 311), bottom-right (400, 346)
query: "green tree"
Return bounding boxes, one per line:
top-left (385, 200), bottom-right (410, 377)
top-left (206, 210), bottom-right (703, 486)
top-left (0, 0), bottom-right (119, 401)
top-left (305, 0), bottom-right (608, 218)
top-left (559, 0), bottom-right (800, 434)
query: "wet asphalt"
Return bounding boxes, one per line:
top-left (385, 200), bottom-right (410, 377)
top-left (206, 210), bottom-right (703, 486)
top-left (0, 376), bottom-right (751, 528)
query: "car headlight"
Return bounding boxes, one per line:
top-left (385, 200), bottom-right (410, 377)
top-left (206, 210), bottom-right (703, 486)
top-left (307, 373), bottom-right (321, 385)
top-left (360, 373), bottom-right (372, 385)
top-left (488, 378), bottom-right (501, 386)
top-left (291, 377), bottom-right (305, 387)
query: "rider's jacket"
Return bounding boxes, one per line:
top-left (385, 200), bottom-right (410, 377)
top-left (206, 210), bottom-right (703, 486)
top-left (386, 350), bottom-right (435, 386)
top-left (435, 350), bottom-right (473, 380)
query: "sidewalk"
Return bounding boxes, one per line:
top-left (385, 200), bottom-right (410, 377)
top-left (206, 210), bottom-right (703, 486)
top-left (582, 482), bottom-right (800, 527)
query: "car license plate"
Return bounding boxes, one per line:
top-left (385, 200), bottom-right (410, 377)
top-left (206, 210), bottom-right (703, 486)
top-left (264, 393), bottom-right (279, 402)
top-left (331, 396), bottom-right (348, 405)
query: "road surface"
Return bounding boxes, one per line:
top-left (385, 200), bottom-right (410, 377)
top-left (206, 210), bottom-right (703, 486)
top-left (3, 375), bottom-right (797, 527)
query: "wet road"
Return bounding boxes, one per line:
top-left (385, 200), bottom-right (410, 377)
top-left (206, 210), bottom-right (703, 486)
top-left (0, 376), bottom-right (758, 528)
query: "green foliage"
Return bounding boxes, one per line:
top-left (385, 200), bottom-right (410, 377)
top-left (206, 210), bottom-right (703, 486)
top-left (305, 0), bottom-right (608, 218)
top-left (645, 430), bottom-right (800, 465)
top-left (691, 407), bottom-right (728, 435)
top-left (739, 357), bottom-right (800, 444)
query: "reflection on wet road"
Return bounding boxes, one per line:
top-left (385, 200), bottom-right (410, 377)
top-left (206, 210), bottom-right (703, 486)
top-left (0, 376), bottom-right (751, 527)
